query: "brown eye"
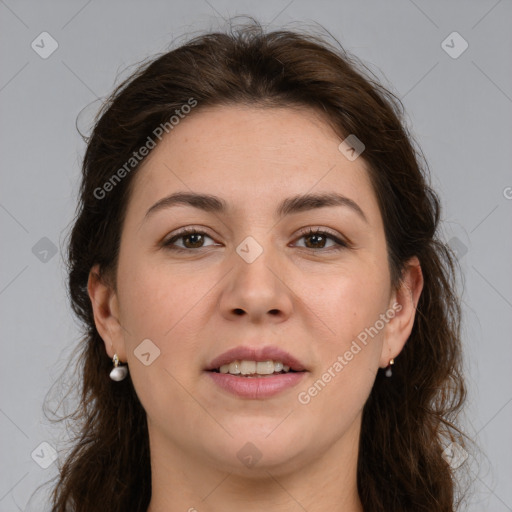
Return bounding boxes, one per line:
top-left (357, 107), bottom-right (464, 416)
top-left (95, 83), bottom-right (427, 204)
top-left (304, 232), bottom-right (328, 249)
top-left (295, 228), bottom-right (348, 251)
top-left (163, 229), bottom-right (216, 251)
top-left (181, 232), bottom-right (206, 248)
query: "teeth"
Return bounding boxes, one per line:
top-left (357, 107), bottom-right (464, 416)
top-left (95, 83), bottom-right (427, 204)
top-left (229, 361), bottom-right (241, 374)
top-left (256, 361), bottom-right (274, 375)
top-left (240, 360), bottom-right (256, 375)
top-left (217, 360), bottom-right (292, 375)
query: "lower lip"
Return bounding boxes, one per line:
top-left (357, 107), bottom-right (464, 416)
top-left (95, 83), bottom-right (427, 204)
top-left (206, 371), bottom-right (307, 399)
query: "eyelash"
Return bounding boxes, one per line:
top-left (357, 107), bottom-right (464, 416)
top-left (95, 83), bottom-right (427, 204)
top-left (162, 227), bottom-right (349, 253)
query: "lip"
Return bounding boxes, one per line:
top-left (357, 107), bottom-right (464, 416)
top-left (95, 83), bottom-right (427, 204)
top-left (207, 371), bottom-right (306, 399)
top-left (205, 345), bottom-right (307, 372)
top-left (204, 345), bottom-right (308, 400)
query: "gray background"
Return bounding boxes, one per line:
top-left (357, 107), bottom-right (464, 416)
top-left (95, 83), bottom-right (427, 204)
top-left (1, 0), bottom-right (511, 510)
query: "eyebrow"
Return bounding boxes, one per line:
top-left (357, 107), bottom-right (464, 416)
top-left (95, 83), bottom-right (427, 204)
top-left (143, 191), bottom-right (368, 224)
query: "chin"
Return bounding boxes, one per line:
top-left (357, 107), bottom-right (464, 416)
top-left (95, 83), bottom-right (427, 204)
top-left (199, 428), bottom-right (311, 476)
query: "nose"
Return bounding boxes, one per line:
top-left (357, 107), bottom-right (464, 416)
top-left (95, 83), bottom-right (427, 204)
top-left (218, 240), bottom-right (293, 323)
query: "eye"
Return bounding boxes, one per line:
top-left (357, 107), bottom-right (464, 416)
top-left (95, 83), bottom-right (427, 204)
top-left (294, 228), bottom-right (348, 251)
top-left (162, 227), bottom-right (349, 253)
top-left (163, 228), bottom-right (217, 251)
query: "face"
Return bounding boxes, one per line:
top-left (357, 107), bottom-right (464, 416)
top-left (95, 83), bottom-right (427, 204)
top-left (91, 105), bottom-right (415, 476)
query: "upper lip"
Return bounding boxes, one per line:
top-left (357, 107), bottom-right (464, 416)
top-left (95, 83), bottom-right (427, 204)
top-left (205, 345), bottom-right (307, 372)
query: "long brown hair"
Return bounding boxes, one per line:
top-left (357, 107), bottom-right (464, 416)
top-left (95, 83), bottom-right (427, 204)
top-left (44, 20), bottom-right (471, 511)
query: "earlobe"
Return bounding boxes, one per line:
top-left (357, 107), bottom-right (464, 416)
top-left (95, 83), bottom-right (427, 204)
top-left (380, 256), bottom-right (424, 368)
top-left (87, 264), bottom-right (127, 361)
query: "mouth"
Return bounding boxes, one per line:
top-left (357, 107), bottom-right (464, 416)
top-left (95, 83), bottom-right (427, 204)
top-left (208, 360), bottom-right (302, 376)
top-left (205, 346), bottom-right (308, 399)
top-left (205, 345), bottom-right (307, 373)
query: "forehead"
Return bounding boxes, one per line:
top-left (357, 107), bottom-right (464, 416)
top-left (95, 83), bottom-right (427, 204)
top-left (125, 105), bottom-right (380, 225)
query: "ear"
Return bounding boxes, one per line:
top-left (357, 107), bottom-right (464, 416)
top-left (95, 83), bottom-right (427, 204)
top-left (87, 263), bottom-right (127, 362)
top-left (380, 256), bottom-right (424, 368)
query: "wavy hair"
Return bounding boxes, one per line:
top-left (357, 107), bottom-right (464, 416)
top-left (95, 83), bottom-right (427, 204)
top-left (44, 20), bottom-right (471, 512)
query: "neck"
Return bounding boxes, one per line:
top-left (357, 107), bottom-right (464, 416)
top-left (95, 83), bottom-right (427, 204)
top-left (146, 415), bottom-right (364, 512)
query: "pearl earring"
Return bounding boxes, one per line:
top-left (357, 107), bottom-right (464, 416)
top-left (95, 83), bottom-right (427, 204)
top-left (109, 353), bottom-right (128, 381)
top-left (385, 358), bottom-right (395, 377)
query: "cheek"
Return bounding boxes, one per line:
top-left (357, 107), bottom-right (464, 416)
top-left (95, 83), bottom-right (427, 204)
top-left (115, 257), bottom-right (208, 426)
top-left (297, 275), bottom-right (388, 428)
top-left (116, 253), bottom-right (215, 372)
top-left (116, 248), bottom-right (196, 335)
top-left (308, 261), bottom-right (389, 340)
top-left (303, 261), bottom-right (389, 402)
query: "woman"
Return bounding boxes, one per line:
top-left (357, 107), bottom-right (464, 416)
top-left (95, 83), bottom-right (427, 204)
top-left (48, 21), bottom-right (469, 512)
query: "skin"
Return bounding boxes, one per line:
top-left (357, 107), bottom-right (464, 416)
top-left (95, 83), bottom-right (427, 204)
top-left (88, 105), bottom-right (423, 512)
